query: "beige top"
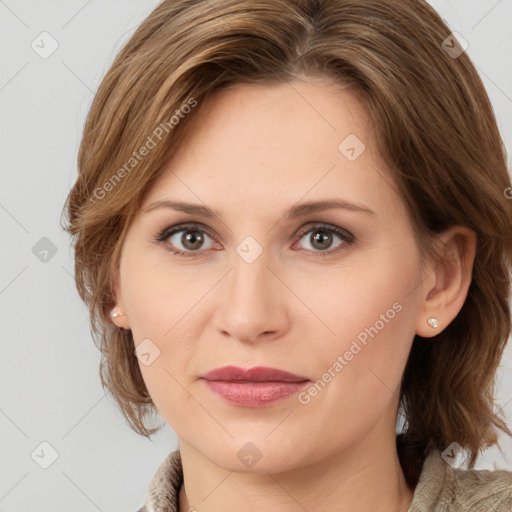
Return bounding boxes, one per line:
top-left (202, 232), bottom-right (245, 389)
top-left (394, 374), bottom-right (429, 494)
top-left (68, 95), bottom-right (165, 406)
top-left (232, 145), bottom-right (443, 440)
top-left (137, 447), bottom-right (512, 511)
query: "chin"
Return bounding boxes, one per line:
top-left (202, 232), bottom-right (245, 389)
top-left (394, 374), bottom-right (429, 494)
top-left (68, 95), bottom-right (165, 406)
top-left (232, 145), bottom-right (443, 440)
top-left (195, 436), bottom-right (313, 475)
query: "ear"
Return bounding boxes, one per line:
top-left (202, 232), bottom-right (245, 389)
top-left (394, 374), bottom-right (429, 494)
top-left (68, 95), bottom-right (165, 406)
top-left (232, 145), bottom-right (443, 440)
top-left (109, 268), bottom-right (131, 330)
top-left (415, 225), bottom-right (477, 338)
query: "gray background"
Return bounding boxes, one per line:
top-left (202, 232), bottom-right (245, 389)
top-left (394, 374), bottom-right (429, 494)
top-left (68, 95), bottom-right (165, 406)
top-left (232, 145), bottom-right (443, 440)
top-left (1, 1), bottom-right (511, 510)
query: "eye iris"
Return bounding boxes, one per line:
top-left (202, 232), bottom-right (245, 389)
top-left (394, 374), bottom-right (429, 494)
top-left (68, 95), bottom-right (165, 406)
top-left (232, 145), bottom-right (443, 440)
top-left (311, 230), bottom-right (332, 250)
top-left (183, 230), bottom-right (204, 250)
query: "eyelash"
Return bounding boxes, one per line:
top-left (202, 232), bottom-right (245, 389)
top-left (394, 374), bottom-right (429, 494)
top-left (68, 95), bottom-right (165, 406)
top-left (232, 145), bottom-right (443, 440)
top-left (153, 222), bottom-right (355, 259)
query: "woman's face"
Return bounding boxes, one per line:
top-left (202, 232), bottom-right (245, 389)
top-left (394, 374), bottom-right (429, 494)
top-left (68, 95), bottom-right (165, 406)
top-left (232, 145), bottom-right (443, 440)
top-left (113, 79), bottom-right (430, 472)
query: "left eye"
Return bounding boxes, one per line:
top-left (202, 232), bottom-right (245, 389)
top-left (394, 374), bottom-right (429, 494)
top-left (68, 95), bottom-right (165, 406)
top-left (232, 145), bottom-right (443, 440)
top-left (293, 225), bottom-right (354, 254)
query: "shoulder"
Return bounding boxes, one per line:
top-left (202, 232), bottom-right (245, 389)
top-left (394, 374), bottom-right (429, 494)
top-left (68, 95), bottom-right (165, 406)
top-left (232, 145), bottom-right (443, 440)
top-left (450, 463), bottom-right (512, 510)
top-left (412, 448), bottom-right (512, 511)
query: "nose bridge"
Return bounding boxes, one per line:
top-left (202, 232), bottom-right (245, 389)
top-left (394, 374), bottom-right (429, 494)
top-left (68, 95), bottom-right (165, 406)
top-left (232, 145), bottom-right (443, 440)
top-left (214, 239), bottom-right (287, 342)
top-left (230, 244), bottom-right (268, 300)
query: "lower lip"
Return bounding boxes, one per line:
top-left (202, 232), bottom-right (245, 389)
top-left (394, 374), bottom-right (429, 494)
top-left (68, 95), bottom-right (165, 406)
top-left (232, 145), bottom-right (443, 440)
top-left (201, 380), bottom-right (309, 407)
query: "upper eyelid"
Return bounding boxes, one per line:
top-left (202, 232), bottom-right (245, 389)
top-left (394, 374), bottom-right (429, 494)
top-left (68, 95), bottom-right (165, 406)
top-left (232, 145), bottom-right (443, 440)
top-left (162, 222), bottom-right (217, 239)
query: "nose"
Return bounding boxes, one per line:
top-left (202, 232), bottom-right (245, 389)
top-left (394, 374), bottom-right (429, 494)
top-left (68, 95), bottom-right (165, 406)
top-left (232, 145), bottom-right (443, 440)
top-left (213, 246), bottom-right (290, 344)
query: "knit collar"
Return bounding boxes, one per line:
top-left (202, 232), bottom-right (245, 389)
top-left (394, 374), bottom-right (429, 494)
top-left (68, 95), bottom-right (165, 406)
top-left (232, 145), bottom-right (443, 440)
top-left (142, 447), bottom-right (448, 512)
top-left (143, 449), bottom-right (183, 512)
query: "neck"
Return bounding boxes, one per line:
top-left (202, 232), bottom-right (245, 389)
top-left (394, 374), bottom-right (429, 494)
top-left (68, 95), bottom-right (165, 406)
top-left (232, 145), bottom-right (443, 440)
top-left (177, 430), bottom-right (415, 512)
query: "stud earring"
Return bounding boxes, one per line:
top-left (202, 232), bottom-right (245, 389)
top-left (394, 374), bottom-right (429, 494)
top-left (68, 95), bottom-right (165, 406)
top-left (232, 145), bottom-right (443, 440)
top-left (427, 317), bottom-right (438, 329)
top-left (110, 310), bottom-right (124, 318)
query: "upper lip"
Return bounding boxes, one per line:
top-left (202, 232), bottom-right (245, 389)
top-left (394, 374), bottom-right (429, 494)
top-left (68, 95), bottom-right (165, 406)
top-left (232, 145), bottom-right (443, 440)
top-left (200, 366), bottom-right (310, 382)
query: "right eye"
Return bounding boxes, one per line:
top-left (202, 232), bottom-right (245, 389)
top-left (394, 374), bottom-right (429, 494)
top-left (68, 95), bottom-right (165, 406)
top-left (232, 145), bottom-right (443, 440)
top-left (154, 223), bottom-right (218, 258)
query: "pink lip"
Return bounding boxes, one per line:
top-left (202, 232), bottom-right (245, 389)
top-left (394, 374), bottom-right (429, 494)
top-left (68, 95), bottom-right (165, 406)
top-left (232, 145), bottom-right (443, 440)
top-left (201, 366), bottom-right (309, 382)
top-left (200, 366), bottom-right (310, 408)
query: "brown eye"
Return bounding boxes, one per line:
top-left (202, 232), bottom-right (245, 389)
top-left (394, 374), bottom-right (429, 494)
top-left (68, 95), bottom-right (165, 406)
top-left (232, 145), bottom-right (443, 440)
top-left (180, 229), bottom-right (206, 251)
top-left (309, 230), bottom-right (334, 251)
top-left (294, 224), bottom-right (354, 255)
top-left (159, 225), bottom-right (216, 255)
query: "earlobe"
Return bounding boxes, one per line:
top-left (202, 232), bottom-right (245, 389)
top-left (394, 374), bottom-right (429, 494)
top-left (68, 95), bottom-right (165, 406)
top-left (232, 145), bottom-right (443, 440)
top-left (109, 270), bottom-right (131, 330)
top-left (415, 226), bottom-right (477, 338)
top-left (109, 308), bottom-right (131, 330)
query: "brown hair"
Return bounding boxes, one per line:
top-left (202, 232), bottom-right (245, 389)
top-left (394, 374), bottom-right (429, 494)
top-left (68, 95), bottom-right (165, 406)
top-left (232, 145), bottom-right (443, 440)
top-left (61, 0), bottom-right (512, 486)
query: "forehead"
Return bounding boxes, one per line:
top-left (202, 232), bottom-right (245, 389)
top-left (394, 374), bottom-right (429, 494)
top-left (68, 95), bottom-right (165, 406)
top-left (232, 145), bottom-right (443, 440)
top-left (142, 79), bottom-right (403, 223)
top-left (180, 79), bottom-right (371, 154)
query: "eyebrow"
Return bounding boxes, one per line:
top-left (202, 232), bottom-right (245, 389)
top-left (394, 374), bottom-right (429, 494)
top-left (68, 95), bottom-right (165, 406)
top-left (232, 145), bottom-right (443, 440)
top-left (143, 198), bottom-right (375, 219)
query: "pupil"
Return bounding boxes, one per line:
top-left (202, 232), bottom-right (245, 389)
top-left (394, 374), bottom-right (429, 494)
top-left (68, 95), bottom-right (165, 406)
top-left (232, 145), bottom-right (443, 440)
top-left (312, 230), bottom-right (332, 250)
top-left (183, 230), bottom-right (203, 250)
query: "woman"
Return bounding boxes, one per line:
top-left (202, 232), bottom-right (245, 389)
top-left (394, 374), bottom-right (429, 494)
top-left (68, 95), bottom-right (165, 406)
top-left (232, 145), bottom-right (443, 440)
top-left (62, 0), bottom-right (512, 510)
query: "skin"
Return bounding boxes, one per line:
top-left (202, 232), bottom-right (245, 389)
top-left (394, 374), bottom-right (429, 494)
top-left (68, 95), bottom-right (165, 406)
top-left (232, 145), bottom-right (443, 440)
top-left (111, 78), bottom-right (477, 512)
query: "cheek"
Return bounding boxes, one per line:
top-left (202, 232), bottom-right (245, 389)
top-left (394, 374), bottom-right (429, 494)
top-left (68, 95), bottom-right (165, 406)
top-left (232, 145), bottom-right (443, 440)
top-left (298, 247), bottom-right (419, 397)
top-left (300, 248), bottom-right (417, 346)
top-left (119, 250), bottom-right (211, 413)
top-left (120, 245), bottom-right (201, 340)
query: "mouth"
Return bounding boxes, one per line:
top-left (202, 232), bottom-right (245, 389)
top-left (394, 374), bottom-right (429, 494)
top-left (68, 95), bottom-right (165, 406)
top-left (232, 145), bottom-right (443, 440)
top-left (199, 366), bottom-right (310, 408)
